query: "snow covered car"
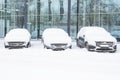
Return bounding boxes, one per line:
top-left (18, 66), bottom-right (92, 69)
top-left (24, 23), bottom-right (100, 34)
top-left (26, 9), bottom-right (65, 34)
top-left (42, 28), bottom-right (72, 50)
top-left (76, 27), bottom-right (117, 52)
top-left (4, 28), bottom-right (31, 48)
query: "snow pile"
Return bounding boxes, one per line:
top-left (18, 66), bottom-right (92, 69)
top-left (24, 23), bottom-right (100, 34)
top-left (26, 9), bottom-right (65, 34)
top-left (0, 39), bottom-right (120, 80)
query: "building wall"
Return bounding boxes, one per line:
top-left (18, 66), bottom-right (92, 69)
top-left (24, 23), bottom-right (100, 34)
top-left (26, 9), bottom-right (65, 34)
top-left (0, 0), bottom-right (120, 39)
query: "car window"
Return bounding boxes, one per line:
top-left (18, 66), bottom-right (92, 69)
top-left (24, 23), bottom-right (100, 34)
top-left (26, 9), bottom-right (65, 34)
top-left (79, 37), bottom-right (84, 42)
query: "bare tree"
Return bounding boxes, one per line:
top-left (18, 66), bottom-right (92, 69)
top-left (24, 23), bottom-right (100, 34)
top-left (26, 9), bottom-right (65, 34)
top-left (15, 0), bottom-right (28, 28)
top-left (59, 0), bottom-right (64, 20)
top-left (72, 0), bottom-right (120, 27)
top-left (37, 0), bottom-right (41, 39)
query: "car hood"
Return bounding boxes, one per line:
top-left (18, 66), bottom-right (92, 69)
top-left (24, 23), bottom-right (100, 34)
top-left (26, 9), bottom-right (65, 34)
top-left (86, 35), bottom-right (117, 42)
top-left (4, 35), bottom-right (30, 42)
top-left (44, 36), bottom-right (72, 44)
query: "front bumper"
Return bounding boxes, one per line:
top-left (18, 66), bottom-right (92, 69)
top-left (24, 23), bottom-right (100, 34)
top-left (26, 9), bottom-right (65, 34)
top-left (51, 43), bottom-right (70, 50)
top-left (5, 42), bottom-right (27, 48)
top-left (88, 45), bottom-right (117, 52)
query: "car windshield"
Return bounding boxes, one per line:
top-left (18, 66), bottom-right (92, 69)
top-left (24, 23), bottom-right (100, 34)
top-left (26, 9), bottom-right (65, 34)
top-left (85, 28), bottom-right (110, 37)
top-left (7, 29), bottom-right (30, 37)
top-left (43, 29), bottom-right (68, 37)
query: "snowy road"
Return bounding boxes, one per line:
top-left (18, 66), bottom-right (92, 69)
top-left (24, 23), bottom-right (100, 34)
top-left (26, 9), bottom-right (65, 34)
top-left (0, 39), bottom-right (120, 80)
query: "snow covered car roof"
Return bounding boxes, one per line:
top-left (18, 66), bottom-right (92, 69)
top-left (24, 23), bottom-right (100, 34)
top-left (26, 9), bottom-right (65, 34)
top-left (4, 28), bottom-right (31, 42)
top-left (78, 27), bottom-right (109, 35)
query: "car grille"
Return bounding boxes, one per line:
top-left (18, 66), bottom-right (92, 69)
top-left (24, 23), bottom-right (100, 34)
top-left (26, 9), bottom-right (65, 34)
top-left (51, 43), bottom-right (67, 49)
top-left (96, 41), bottom-right (113, 47)
top-left (96, 47), bottom-right (113, 50)
top-left (8, 42), bottom-right (25, 46)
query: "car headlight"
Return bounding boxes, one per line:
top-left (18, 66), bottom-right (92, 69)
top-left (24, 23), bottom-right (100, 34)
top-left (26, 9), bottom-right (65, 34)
top-left (87, 40), bottom-right (96, 46)
top-left (96, 41), bottom-right (114, 47)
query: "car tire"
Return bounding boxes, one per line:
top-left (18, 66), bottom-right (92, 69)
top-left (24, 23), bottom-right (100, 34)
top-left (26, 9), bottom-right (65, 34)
top-left (25, 45), bottom-right (28, 48)
top-left (28, 42), bottom-right (31, 47)
top-left (76, 39), bottom-right (79, 47)
top-left (44, 45), bottom-right (46, 48)
top-left (79, 44), bottom-right (83, 48)
top-left (25, 42), bottom-right (30, 48)
top-left (46, 47), bottom-right (50, 49)
top-left (44, 45), bottom-right (45, 48)
top-left (4, 43), bottom-right (9, 48)
top-left (87, 46), bottom-right (90, 51)
top-left (5, 45), bottom-right (8, 48)
top-left (44, 45), bottom-right (49, 49)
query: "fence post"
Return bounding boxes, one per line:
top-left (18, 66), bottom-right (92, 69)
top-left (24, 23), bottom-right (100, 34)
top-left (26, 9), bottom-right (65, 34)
top-left (67, 0), bottom-right (71, 36)
top-left (4, 0), bottom-right (7, 36)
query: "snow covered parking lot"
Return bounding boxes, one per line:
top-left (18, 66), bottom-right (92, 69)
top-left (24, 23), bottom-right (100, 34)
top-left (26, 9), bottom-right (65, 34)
top-left (0, 39), bottom-right (120, 80)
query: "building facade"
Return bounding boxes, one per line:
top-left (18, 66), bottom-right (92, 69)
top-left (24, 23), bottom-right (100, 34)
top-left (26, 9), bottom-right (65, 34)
top-left (0, 0), bottom-right (120, 39)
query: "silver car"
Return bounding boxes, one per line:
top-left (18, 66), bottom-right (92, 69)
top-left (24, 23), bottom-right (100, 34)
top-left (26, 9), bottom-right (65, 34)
top-left (76, 27), bottom-right (117, 53)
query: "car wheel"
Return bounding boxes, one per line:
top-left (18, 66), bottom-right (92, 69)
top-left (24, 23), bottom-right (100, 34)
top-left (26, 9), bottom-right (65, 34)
top-left (46, 47), bottom-right (50, 49)
top-left (25, 42), bottom-right (30, 48)
top-left (76, 39), bottom-right (79, 47)
top-left (44, 45), bottom-right (49, 49)
top-left (27, 42), bottom-right (31, 48)
top-left (44, 45), bottom-right (46, 48)
top-left (25, 45), bottom-right (28, 48)
top-left (4, 43), bottom-right (8, 48)
top-left (87, 46), bottom-right (90, 51)
top-left (28, 42), bottom-right (31, 47)
top-left (79, 44), bottom-right (83, 48)
top-left (5, 45), bottom-right (8, 48)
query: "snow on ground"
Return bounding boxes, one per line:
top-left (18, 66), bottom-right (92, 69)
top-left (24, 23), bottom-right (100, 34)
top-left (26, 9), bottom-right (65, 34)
top-left (0, 39), bottom-right (120, 80)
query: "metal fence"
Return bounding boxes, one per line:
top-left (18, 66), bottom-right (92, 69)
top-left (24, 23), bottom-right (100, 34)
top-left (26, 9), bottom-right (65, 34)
top-left (0, 0), bottom-right (120, 39)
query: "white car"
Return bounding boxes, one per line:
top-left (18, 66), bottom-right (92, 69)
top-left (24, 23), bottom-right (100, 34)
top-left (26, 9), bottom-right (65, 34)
top-left (76, 26), bottom-right (117, 53)
top-left (42, 28), bottom-right (72, 50)
top-left (4, 28), bottom-right (31, 48)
